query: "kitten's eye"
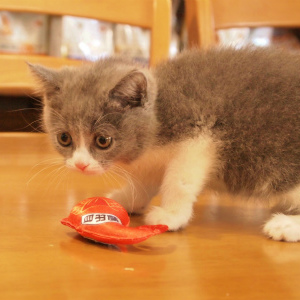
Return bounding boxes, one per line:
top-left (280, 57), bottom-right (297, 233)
top-left (57, 132), bottom-right (72, 147)
top-left (95, 136), bottom-right (112, 149)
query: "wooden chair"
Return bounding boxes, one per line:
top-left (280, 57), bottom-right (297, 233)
top-left (185, 0), bottom-right (300, 48)
top-left (0, 0), bottom-right (171, 95)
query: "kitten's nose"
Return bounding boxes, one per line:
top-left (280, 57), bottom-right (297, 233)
top-left (75, 162), bottom-right (89, 171)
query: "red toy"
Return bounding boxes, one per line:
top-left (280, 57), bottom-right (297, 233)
top-left (61, 197), bottom-right (168, 245)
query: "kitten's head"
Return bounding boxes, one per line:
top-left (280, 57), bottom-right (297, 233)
top-left (29, 58), bottom-right (157, 175)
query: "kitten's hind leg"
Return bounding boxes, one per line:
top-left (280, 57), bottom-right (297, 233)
top-left (145, 135), bottom-right (217, 231)
top-left (263, 185), bottom-right (300, 242)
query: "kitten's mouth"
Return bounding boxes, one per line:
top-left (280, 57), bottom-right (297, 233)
top-left (77, 169), bottom-right (99, 175)
top-left (76, 167), bottom-right (104, 176)
top-left (70, 164), bottom-right (105, 176)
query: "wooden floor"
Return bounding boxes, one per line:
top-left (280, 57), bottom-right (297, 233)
top-left (1, 132), bottom-right (300, 300)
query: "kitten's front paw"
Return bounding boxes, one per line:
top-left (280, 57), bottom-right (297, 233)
top-left (145, 206), bottom-right (192, 231)
top-left (263, 214), bottom-right (300, 242)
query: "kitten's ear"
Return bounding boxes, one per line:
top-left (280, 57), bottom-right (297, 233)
top-left (28, 63), bottom-right (61, 96)
top-left (109, 70), bottom-right (147, 108)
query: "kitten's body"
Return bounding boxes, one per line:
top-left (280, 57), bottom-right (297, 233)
top-left (30, 47), bottom-right (300, 241)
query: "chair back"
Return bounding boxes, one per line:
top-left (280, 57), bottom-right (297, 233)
top-left (0, 0), bottom-right (171, 95)
top-left (185, 0), bottom-right (300, 48)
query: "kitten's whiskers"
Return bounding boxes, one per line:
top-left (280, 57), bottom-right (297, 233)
top-left (110, 164), bottom-right (150, 215)
top-left (26, 158), bottom-right (64, 187)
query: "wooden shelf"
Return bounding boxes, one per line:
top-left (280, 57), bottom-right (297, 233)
top-left (0, 0), bottom-right (171, 96)
top-left (0, 54), bottom-right (84, 96)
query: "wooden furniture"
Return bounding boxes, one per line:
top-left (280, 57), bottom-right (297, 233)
top-left (185, 0), bottom-right (300, 48)
top-left (0, 0), bottom-right (171, 95)
top-left (1, 132), bottom-right (300, 299)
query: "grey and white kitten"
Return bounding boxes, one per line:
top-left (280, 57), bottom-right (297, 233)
top-left (30, 47), bottom-right (300, 242)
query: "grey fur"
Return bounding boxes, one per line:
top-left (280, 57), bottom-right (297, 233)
top-left (30, 47), bottom-right (300, 198)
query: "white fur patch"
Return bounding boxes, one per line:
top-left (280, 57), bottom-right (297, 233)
top-left (263, 214), bottom-right (300, 242)
top-left (66, 134), bottom-right (104, 174)
top-left (144, 134), bottom-right (218, 230)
